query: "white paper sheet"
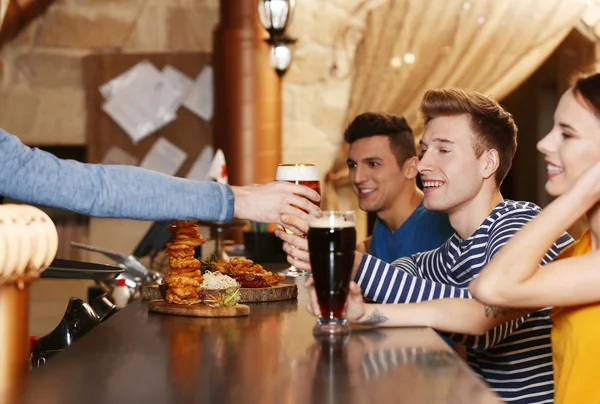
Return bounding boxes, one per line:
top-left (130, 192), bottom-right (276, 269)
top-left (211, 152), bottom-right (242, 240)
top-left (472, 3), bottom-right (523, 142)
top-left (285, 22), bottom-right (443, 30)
top-left (184, 66), bottom-right (214, 121)
top-left (139, 137), bottom-right (187, 176)
top-left (162, 65), bottom-right (193, 98)
top-left (126, 73), bottom-right (182, 120)
top-left (100, 61), bottom-right (183, 144)
top-left (185, 145), bottom-right (214, 181)
top-left (102, 95), bottom-right (158, 144)
top-left (99, 61), bottom-right (158, 100)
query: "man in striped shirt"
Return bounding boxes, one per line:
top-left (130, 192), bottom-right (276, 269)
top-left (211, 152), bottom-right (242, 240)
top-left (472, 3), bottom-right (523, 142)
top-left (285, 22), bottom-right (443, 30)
top-left (353, 201), bottom-right (572, 403)
top-left (277, 88), bottom-right (573, 403)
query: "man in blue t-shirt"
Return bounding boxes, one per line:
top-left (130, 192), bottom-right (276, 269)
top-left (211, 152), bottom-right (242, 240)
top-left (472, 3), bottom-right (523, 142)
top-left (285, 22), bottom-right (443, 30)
top-left (344, 113), bottom-right (454, 263)
top-left (344, 113), bottom-right (456, 348)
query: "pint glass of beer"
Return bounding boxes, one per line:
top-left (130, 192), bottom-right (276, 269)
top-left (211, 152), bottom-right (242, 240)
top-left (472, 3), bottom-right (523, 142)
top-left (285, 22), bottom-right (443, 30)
top-left (275, 163), bottom-right (321, 277)
top-left (308, 210), bottom-right (356, 338)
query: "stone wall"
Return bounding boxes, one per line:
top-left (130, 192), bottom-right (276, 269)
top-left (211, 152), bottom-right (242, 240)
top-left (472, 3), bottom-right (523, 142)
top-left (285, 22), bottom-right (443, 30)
top-left (0, 0), bottom-right (363, 177)
top-left (282, 0), bottom-right (361, 173)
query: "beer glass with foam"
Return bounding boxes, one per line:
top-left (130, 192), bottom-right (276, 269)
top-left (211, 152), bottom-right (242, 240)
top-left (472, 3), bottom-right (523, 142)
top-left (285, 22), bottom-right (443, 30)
top-left (275, 164), bottom-right (321, 277)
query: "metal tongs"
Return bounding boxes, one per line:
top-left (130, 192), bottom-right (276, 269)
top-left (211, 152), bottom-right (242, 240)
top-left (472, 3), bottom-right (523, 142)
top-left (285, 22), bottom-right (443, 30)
top-left (70, 242), bottom-right (161, 288)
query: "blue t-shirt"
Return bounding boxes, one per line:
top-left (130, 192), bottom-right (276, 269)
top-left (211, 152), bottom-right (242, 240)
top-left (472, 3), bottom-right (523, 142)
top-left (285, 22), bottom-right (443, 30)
top-left (369, 202), bottom-right (455, 347)
top-left (370, 202), bottom-right (454, 263)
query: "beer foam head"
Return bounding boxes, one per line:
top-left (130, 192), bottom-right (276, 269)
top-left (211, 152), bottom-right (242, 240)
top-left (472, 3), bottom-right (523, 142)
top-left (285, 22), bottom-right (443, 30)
top-left (275, 164), bottom-right (319, 181)
top-left (309, 211), bottom-right (355, 228)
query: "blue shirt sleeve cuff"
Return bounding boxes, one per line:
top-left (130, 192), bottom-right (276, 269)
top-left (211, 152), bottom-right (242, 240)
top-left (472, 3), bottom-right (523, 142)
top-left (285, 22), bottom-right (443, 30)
top-left (224, 185), bottom-right (235, 221)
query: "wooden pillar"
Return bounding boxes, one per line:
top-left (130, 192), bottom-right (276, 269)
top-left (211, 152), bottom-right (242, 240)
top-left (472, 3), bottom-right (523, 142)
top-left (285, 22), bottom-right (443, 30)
top-left (213, 0), bottom-right (282, 186)
top-left (0, 0), bottom-right (57, 49)
top-left (0, 283), bottom-right (29, 401)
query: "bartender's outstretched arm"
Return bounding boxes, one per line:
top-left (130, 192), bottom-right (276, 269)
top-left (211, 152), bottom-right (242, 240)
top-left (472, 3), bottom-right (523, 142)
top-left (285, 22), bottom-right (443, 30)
top-left (0, 129), bottom-right (319, 228)
top-left (232, 182), bottom-right (319, 233)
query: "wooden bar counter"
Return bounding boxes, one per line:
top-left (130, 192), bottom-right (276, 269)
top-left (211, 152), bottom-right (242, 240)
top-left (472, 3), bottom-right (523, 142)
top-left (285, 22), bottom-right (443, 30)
top-left (11, 279), bottom-right (501, 403)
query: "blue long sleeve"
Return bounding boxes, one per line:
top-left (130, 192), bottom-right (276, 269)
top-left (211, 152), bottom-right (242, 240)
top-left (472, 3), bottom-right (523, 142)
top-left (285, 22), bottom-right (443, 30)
top-left (0, 129), bottom-right (234, 221)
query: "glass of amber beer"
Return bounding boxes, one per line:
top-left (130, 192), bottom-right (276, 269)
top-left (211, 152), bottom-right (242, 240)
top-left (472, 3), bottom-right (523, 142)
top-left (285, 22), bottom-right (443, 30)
top-left (308, 210), bottom-right (356, 338)
top-left (275, 163), bottom-right (321, 277)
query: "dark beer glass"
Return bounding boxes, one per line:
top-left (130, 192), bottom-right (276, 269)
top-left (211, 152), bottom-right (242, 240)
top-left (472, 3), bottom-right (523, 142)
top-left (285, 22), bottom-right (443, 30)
top-left (275, 163), bottom-right (321, 277)
top-left (308, 210), bottom-right (356, 338)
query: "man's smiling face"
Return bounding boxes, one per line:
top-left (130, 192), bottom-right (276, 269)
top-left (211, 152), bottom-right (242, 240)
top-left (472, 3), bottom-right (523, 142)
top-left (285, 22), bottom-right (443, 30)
top-left (347, 135), bottom-right (408, 214)
top-left (418, 115), bottom-right (489, 214)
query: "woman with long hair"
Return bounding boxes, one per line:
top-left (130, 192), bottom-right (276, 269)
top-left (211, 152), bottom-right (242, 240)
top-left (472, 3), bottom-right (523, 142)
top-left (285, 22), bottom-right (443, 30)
top-left (470, 72), bottom-right (600, 404)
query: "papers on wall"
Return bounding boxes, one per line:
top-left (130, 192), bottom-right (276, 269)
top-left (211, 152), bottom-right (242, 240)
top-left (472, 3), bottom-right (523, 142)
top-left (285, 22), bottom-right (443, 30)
top-left (183, 66), bottom-right (214, 121)
top-left (139, 137), bottom-right (187, 176)
top-left (100, 146), bottom-right (139, 166)
top-left (100, 61), bottom-right (154, 99)
top-left (185, 145), bottom-right (214, 182)
top-left (162, 65), bottom-right (193, 98)
top-left (162, 64), bottom-right (214, 121)
top-left (99, 61), bottom-right (195, 144)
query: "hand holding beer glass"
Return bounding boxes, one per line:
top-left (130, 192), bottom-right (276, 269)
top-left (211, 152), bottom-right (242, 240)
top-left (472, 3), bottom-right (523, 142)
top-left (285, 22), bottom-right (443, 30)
top-left (308, 210), bottom-right (356, 338)
top-left (275, 164), bottom-right (321, 277)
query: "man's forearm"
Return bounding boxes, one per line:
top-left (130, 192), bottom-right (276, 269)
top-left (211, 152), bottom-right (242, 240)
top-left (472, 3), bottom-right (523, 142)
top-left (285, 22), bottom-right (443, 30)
top-left (354, 298), bottom-right (532, 336)
top-left (352, 251), bottom-right (534, 348)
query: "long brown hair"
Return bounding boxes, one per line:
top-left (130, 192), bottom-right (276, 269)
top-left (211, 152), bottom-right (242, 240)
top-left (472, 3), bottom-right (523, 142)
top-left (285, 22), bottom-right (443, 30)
top-left (573, 73), bottom-right (600, 117)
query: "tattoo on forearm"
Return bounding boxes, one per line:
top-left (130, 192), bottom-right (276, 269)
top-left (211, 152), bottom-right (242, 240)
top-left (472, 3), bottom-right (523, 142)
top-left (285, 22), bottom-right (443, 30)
top-left (357, 309), bottom-right (389, 326)
top-left (484, 305), bottom-right (529, 318)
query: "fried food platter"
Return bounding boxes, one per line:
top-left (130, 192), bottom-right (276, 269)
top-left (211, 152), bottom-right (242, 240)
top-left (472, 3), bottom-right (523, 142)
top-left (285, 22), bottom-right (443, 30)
top-left (147, 221), bottom-right (296, 318)
top-left (208, 257), bottom-right (297, 303)
top-left (148, 258), bottom-right (298, 303)
top-left (147, 220), bottom-right (249, 318)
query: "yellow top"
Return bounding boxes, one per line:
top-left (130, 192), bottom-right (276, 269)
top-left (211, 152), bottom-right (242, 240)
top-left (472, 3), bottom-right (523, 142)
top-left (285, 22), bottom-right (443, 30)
top-left (550, 230), bottom-right (600, 404)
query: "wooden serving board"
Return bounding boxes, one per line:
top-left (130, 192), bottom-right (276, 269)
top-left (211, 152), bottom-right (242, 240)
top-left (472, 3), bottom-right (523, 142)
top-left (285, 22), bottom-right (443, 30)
top-left (148, 299), bottom-right (250, 317)
top-left (141, 283), bottom-right (298, 303)
top-left (239, 283), bottom-right (297, 303)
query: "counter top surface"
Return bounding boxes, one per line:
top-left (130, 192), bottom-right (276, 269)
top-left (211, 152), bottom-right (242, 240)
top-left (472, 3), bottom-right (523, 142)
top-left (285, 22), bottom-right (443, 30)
top-left (14, 279), bottom-right (500, 404)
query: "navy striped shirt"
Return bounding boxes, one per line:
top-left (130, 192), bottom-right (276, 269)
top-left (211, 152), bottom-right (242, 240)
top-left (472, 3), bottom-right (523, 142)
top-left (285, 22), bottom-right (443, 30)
top-left (355, 200), bottom-right (574, 403)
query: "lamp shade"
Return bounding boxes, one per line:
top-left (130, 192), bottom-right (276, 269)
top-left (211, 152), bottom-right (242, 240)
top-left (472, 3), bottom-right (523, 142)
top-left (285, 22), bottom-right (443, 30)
top-left (257, 0), bottom-right (295, 36)
top-left (268, 41), bottom-right (292, 76)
